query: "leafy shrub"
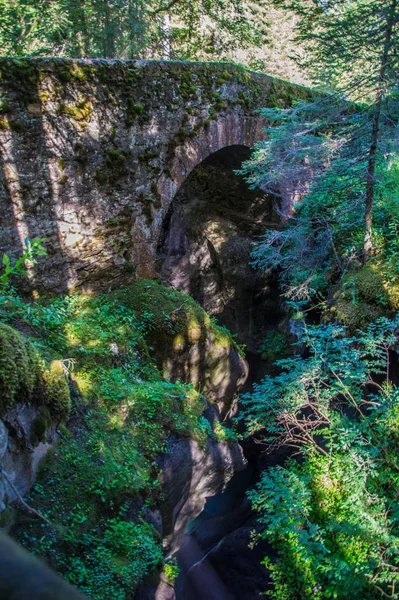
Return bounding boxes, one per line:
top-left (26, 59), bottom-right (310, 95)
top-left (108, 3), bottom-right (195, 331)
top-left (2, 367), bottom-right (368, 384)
top-left (259, 331), bottom-right (290, 362)
top-left (244, 318), bottom-right (399, 598)
top-left (0, 237), bottom-right (46, 290)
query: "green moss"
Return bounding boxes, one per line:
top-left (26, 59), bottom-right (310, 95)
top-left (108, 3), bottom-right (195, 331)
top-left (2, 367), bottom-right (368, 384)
top-left (56, 98), bottom-right (92, 124)
top-left (110, 280), bottom-right (234, 359)
top-left (0, 323), bottom-right (43, 414)
top-left (43, 361), bottom-right (71, 420)
top-left (96, 148), bottom-right (129, 185)
top-left (126, 100), bottom-right (145, 126)
top-left (335, 262), bottom-right (399, 330)
top-left (138, 150), bottom-right (160, 163)
top-left (0, 323), bottom-right (71, 420)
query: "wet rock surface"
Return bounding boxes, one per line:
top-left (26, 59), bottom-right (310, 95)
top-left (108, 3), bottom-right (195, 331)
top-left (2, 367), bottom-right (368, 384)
top-left (159, 429), bottom-right (247, 556)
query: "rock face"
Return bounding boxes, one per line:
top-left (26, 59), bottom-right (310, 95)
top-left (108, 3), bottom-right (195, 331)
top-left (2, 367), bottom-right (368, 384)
top-left (158, 426), bottom-right (247, 556)
top-left (184, 515), bottom-right (272, 600)
top-left (158, 145), bottom-right (282, 352)
top-left (0, 405), bottom-right (56, 526)
top-left (161, 322), bottom-right (248, 420)
top-left (0, 58), bottom-right (310, 294)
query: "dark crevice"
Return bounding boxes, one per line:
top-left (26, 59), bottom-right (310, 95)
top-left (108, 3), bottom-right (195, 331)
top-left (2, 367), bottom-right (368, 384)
top-left (156, 144), bottom-right (285, 599)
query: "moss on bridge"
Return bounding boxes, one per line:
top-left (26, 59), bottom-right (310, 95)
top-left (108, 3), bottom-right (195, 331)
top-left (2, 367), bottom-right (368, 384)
top-left (0, 57), bottom-right (311, 131)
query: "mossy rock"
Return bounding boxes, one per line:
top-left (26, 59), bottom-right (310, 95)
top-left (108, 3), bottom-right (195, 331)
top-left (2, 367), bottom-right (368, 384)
top-left (108, 280), bottom-right (236, 367)
top-left (335, 262), bottom-right (399, 330)
top-left (0, 323), bottom-right (43, 414)
top-left (43, 361), bottom-right (71, 420)
top-left (0, 324), bottom-right (71, 420)
top-left (96, 149), bottom-right (129, 185)
top-left (56, 98), bottom-right (92, 124)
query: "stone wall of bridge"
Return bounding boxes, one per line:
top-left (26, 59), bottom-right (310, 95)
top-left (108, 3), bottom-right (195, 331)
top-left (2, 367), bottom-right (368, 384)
top-left (0, 58), bottom-right (309, 293)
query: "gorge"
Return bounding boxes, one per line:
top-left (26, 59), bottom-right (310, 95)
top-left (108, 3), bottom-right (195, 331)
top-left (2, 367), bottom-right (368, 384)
top-left (2, 1), bottom-right (399, 598)
top-left (0, 57), bottom-right (305, 599)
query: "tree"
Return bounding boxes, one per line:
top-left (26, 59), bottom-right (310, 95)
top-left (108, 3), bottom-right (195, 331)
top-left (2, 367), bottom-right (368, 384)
top-left (244, 318), bottom-right (399, 598)
top-left (0, 0), bottom-right (271, 61)
top-left (240, 0), bottom-right (399, 293)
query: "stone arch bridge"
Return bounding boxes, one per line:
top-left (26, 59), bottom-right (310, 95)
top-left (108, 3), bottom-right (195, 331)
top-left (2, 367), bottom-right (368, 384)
top-left (0, 58), bottom-right (309, 295)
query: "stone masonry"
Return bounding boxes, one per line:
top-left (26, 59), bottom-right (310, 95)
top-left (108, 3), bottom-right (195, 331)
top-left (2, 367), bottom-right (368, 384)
top-left (0, 58), bottom-right (309, 293)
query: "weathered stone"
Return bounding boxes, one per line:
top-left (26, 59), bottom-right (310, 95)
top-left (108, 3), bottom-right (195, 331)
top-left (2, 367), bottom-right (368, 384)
top-left (0, 404), bottom-right (56, 524)
top-left (158, 428), bottom-right (247, 556)
top-left (0, 58), bottom-right (310, 295)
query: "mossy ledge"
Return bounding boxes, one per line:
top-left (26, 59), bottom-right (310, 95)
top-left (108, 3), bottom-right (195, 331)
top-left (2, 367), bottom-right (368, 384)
top-left (0, 322), bottom-right (70, 420)
top-left (3, 279), bottom-right (245, 599)
top-left (333, 261), bottom-right (399, 330)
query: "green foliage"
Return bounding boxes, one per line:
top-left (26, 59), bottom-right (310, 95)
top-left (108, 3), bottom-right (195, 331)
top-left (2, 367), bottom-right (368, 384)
top-left (259, 331), bottom-right (290, 362)
top-left (0, 322), bottom-right (71, 420)
top-left (334, 261), bottom-right (399, 330)
top-left (244, 317), bottom-right (399, 598)
top-left (2, 279), bottom-right (234, 598)
top-left (42, 361), bottom-right (71, 420)
top-left (272, 0), bottom-right (399, 102)
top-left (241, 0), bottom-right (399, 304)
top-left (0, 322), bottom-right (43, 413)
top-left (242, 105), bottom-right (399, 308)
top-left (110, 279), bottom-right (237, 356)
top-left (162, 557), bottom-right (180, 585)
top-left (0, 0), bottom-right (269, 63)
top-left (0, 237), bottom-right (46, 290)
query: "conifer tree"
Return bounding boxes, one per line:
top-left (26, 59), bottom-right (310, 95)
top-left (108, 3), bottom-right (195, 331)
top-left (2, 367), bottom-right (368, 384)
top-left (0, 0), bottom-right (270, 61)
top-left (241, 0), bottom-right (399, 286)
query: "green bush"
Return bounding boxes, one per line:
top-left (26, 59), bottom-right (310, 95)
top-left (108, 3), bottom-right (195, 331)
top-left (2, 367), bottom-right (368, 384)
top-left (335, 262), bottom-right (399, 330)
top-left (244, 318), bottom-right (399, 599)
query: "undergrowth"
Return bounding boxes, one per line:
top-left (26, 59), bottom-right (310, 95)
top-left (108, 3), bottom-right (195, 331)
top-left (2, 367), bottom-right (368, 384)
top-left (0, 279), bottom-right (236, 599)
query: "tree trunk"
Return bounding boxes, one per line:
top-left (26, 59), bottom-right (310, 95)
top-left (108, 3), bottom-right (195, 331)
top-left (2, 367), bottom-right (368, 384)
top-left (103, 0), bottom-right (116, 58)
top-left (363, 0), bottom-right (397, 263)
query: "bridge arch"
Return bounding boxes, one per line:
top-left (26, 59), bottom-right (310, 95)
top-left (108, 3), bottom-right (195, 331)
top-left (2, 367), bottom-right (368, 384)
top-left (133, 111), bottom-right (267, 281)
top-left (156, 142), bottom-right (280, 351)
